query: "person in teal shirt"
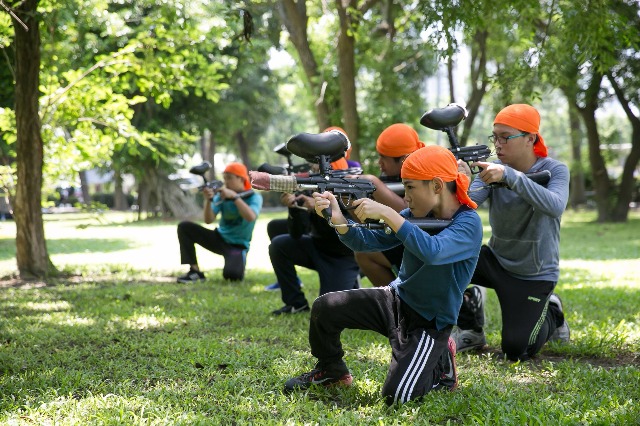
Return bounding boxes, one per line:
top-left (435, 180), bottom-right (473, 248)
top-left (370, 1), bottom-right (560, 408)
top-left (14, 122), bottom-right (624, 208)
top-left (177, 162), bottom-right (262, 282)
top-left (284, 146), bottom-right (482, 405)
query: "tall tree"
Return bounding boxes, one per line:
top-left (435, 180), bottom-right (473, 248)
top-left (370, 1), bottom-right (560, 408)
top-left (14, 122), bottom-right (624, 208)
top-left (10, 0), bottom-right (55, 278)
top-left (541, 0), bottom-right (640, 222)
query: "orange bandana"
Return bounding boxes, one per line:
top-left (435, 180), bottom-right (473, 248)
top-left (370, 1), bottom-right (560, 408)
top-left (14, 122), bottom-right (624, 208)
top-left (401, 146), bottom-right (477, 209)
top-left (493, 104), bottom-right (548, 157)
top-left (323, 126), bottom-right (349, 170)
top-left (224, 162), bottom-right (252, 191)
top-left (376, 123), bottom-right (425, 157)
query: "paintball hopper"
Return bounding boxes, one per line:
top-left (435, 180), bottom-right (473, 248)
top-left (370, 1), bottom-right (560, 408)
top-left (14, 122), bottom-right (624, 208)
top-left (189, 161), bottom-right (212, 177)
top-left (286, 130), bottom-right (350, 163)
top-left (420, 103), bottom-right (468, 130)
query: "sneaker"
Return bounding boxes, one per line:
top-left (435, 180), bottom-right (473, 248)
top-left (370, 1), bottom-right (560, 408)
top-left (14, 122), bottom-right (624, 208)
top-left (549, 294), bottom-right (570, 342)
top-left (451, 327), bottom-right (487, 352)
top-left (177, 269), bottom-right (205, 283)
top-left (264, 282), bottom-right (281, 291)
top-left (434, 337), bottom-right (458, 391)
top-left (284, 367), bottom-right (353, 392)
top-left (271, 304), bottom-right (310, 315)
top-left (264, 278), bottom-right (303, 291)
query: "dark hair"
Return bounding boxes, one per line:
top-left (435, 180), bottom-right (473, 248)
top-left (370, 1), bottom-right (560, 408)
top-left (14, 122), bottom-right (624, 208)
top-left (446, 180), bottom-right (457, 193)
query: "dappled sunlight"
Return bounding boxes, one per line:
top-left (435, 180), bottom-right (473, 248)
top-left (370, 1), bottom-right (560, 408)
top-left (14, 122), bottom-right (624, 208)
top-left (560, 259), bottom-right (639, 288)
top-left (123, 313), bottom-right (177, 330)
top-left (24, 300), bottom-right (72, 312)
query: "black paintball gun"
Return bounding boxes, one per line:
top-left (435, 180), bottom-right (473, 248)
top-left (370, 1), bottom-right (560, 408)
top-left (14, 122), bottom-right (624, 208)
top-left (189, 161), bottom-right (224, 190)
top-left (420, 104), bottom-right (551, 189)
top-left (249, 130), bottom-right (451, 233)
top-left (256, 142), bottom-right (312, 176)
top-left (250, 130), bottom-right (375, 220)
top-left (189, 161), bottom-right (254, 202)
top-left (420, 103), bottom-right (491, 174)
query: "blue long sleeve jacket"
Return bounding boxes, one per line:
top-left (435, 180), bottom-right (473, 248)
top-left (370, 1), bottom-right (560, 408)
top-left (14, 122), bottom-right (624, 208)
top-left (338, 207), bottom-right (482, 330)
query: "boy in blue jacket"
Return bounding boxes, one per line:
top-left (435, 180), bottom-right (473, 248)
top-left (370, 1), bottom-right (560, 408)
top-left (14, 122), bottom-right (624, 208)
top-left (284, 145), bottom-right (483, 405)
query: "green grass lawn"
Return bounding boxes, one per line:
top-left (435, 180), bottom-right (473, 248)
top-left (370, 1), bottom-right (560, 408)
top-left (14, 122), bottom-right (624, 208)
top-left (0, 209), bottom-right (639, 425)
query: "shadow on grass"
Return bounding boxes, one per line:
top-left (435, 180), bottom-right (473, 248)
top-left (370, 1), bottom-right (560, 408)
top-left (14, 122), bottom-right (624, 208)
top-left (0, 270), bottom-right (639, 423)
top-left (0, 237), bottom-right (138, 261)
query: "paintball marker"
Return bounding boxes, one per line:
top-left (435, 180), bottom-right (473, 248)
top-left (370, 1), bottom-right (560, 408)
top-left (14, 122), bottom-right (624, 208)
top-left (420, 104), bottom-right (551, 189)
top-left (420, 103), bottom-right (492, 174)
top-left (250, 131), bottom-right (453, 234)
top-left (189, 161), bottom-right (254, 202)
top-left (189, 161), bottom-right (223, 190)
top-left (256, 142), bottom-right (312, 176)
top-left (250, 130), bottom-right (375, 220)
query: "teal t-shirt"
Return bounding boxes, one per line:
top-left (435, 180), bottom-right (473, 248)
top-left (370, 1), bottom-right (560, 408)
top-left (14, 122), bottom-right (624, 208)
top-left (212, 192), bottom-right (263, 249)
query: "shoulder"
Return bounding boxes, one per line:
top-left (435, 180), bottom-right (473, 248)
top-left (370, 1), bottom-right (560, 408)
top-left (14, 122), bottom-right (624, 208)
top-left (538, 157), bottom-right (568, 172)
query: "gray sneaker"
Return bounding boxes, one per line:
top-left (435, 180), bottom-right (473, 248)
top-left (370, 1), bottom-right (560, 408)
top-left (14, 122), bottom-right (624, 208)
top-left (451, 327), bottom-right (487, 352)
top-left (549, 294), bottom-right (570, 342)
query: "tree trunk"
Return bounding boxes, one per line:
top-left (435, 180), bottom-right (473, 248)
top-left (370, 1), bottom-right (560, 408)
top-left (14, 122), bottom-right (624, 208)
top-left (236, 131), bottom-right (251, 168)
top-left (335, 0), bottom-right (360, 161)
top-left (13, 0), bottom-right (57, 279)
top-left (138, 168), bottom-right (200, 219)
top-left (459, 30), bottom-right (488, 147)
top-left (577, 73), bottom-right (611, 222)
top-left (113, 170), bottom-right (128, 210)
top-left (78, 169), bottom-right (91, 205)
top-left (607, 74), bottom-right (640, 222)
top-left (208, 131), bottom-right (217, 180)
top-left (568, 103), bottom-right (587, 208)
top-left (278, 0), bottom-right (331, 129)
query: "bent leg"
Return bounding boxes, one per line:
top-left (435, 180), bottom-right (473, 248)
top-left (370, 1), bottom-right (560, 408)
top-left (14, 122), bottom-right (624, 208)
top-left (355, 251), bottom-right (396, 287)
top-left (496, 279), bottom-right (555, 360)
top-left (222, 246), bottom-right (248, 281)
top-left (382, 301), bottom-right (451, 405)
top-left (309, 287), bottom-right (396, 368)
top-left (177, 221), bottom-right (223, 265)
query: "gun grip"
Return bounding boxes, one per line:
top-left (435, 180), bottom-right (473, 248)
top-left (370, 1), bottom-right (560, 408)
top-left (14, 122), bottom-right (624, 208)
top-left (321, 207), bottom-right (332, 221)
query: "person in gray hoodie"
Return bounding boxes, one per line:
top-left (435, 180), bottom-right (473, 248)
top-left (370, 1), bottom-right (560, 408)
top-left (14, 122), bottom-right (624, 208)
top-left (452, 103), bottom-right (571, 361)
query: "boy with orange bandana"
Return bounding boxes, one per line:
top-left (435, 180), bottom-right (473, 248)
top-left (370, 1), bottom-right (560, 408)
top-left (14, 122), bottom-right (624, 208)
top-left (176, 162), bottom-right (263, 282)
top-left (452, 104), bottom-right (571, 361)
top-left (354, 123), bottom-right (425, 286)
top-left (283, 146), bottom-right (482, 405)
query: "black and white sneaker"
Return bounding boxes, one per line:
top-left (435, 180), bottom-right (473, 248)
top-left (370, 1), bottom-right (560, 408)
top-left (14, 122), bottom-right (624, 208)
top-left (434, 337), bottom-right (458, 391)
top-left (284, 367), bottom-right (353, 392)
top-left (271, 304), bottom-right (310, 315)
top-left (549, 294), bottom-right (570, 342)
top-left (177, 269), bottom-right (205, 283)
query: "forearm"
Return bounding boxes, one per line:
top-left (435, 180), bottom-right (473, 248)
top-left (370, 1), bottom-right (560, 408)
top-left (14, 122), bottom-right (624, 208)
top-left (234, 197), bottom-right (257, 222)
top-left (203, 200), bottom-right (215, 223)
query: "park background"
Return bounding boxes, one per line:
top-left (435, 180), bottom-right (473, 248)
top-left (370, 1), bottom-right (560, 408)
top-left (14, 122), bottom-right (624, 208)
top-left (1, 0), bottom-right (639, 424)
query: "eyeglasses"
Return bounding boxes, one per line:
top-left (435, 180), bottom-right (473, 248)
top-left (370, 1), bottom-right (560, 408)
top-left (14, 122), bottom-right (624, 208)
top-left (488, 132), bottom-right (527, 145)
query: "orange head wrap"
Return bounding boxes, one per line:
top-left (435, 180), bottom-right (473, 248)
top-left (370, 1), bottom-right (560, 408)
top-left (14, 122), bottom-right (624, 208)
top-left (323, 126), bottom-right (349, 170)
top-left (493, 104), bottom-right (547, 157)
top-left (224, 162), bottom-right (251, 191)
top-left (376, 123), bottom-right (425, 158)
top-left (401, 146), bottom-right (477, 209)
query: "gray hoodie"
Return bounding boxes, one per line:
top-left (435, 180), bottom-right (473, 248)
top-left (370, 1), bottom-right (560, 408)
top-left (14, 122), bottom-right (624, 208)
top-left (469, 157), bottom-right (570, 281)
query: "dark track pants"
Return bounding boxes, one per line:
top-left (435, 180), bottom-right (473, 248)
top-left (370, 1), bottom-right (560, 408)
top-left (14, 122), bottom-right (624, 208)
top-left (457, 245), bottom-right (564, 360)
top-left (268, 234), bottom-right (360, 308)
top-left (177, 221), bottom-right (247, 281)
top-left (309, 287), bottom-right (452, 405)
